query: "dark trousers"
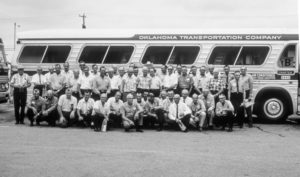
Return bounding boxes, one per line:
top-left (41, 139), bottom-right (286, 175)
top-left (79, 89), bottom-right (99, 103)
top-left (223, 88), bottom-right (229, 99)
top-left (149, 89), bottom-right (160, 97)
top-left (61, 111), bottom-right (76, 128)
top-left (137, 88), bottom-right (149, 94)
top-left (166, 114), bottom-right (191, 130)
top-left (108, 113), bottom-right (123, 128)
top-left (92, 90), bottom-right (107, 101)
top-left (72, 92), bottom-right (80, 102)
top-left (13, 88), bottom-right (27, 123)
top-left (214, 111), bottom-right (234, 129)
top-left (27, 108), bottom-right (42, 124)
top-left (54, 87), bottom-right (66, 99)
top-left (143, 109), bottom-right (164, 128)
top-left (109, 89), bottom-right (119, 98)
top-left (210, 90), bottom-right (219, 105)
top-left (230, 92), bottom-right (244, 126)
top-left (33, 85), bottom-right (44, 96)
top-left (92, 114), bottom-right (105, 130)
top-left (37, 110), bottom-right (59, 126)
top-left (78, 111), bottom-right (92, 127)
top-left (245, 90), bottom-right (253, 126)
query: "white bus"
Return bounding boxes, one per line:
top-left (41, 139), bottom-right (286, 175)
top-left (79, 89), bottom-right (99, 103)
top-left (11, 29), bottom-right (299, 122)
top-left (0, 38), bottom-right (9, 103)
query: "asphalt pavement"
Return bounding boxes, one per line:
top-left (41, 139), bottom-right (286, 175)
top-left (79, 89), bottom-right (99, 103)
top-left (0, 103), bottom-right (300, 177)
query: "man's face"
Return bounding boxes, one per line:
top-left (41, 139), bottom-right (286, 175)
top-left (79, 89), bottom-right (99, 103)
top-left (161, 68), bottom-right (166, 73)
top-left (241, 68), bottom-right (246, 75)
top-left (66, 90), bottom-right (72, 98)
top-left (108, 71), bottom-right (113, 77)
top-left (143, 70), bottom-right (148, 76)
top-left (177, 67), bottom-right (182, 73)
top-left (127, 97), bottom-right (133, 104)
top-left (18, 69), bottom-right (24, 75)
top-left (100, 68), bottom-right (106, 75)
top-left (200, 67), bottom-right (206, 75)
top-left (168, 68), bottom-right (173, 75)
top-left (33, 91), bottom-right (39, 98)
top-left (193, 96), bottom-right (198, 103)
top-left (182, 68), bottom-right (187, 75)
top-left (80, 63), bottom-right (85, 70)
top-left (115, 93), bottom-right (121, 101)
top-left (150, 70), bottom-right (155, 76)
top-left (47, 91), bottom-right (53, 99)
top-left (161, 92), bottom-right (167, 99)
top-left (64, 64), bottom-right (69, 71)
top-left (84, 67), bottom-right (89, 75)
top-left (119, 69), bottom-right (125, 76)
top-left (224, 67), bottom-right (230, 74)
top-left (37, 69), bottom-right (42, 75)
top-left (49, 68), bottom-right (54, 73)
top-left (136, 94), bottom-right (142, 101)
top-left (100, 95), bottom-right (107, 103)
top-left (149, 95), bottom-right (154, 102)
top-left (84, 93), bottom-right (90, 100)
top-left (203, 90), bottom-right (209, 97)
top-left (234, 72), bottom-right (240, 80)
top-left (128, 71), bottom-right (133, 77)
top-left (134, 69), bottom-right (139, 76)
top-left (74, 71), bottom-right (79, 78)
top-left (214, 72), bottom-right (219, 78)
top-left (93, 65), bottom-right (98, 72)
top-left (191, 67), bottom-right (197, 75)
top-left (55, 66), bottom-right (61, 73)
top-left (168, 92), bottom-right (174, 100)
top-left (219, 96), bottom-right (225, 103)
top-left (209, 67), bottom-right (214, 73)
top-left (174, 96), bottom-right (180, 104)
top-left (182, 92), bottom-right (188, 98)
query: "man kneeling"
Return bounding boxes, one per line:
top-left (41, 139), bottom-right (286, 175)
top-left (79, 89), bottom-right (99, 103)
top-left (77, 91), bottom-right (95, 127)
top-left (40, 90), bottom-right (58, 126)
top-left (92, 93), bottom-right (109, 132)
top-left (27, 89), bottom-right (45, 126)
top-left (188, 94), bottom-right (206, 131)
top-left (57, 88), bottom-right (78, 128)
top-left (215, 94), bottom-right (234, 132)
top-left (167, 94), bottom-right (191, 132)
top-left (120, 94), bottom-right (143, 132)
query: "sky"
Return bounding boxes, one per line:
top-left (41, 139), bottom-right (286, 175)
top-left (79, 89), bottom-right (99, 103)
top-left (0, 0), bottom-right (298, 48)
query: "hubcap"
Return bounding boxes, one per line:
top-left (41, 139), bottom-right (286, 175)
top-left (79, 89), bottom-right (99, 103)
top-left (263, 98), bottom-right (284, 119)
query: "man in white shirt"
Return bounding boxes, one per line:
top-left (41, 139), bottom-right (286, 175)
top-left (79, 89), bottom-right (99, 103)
top-left (206, 65), bottom-right (214, 79)
top-left (163, 66), bottom-right (178, 92)
top-left (31, 66), bottom-right (46, 96)
top-left (168, 94), bottom-right (191, 132)
top-left (106, 91), bottom-right (124, 128)
top-left (188, 94), bottom-right (206, 131)
top-left (92, 93), bottom-right (109, 132)
top-left (67, 69), bottom-right (81, 101)
top-left (45, 65), bottom-right (54, 90)
top-left (77, 91), bottom-right (95, 127)
top-left (180, 89), bottom-right (193, 106)
top-left (108, 67), bottom-right (121, 98)
top-left (215, 94), bottom-right (234, 132)
top-left (57, 88), bottom-right (77, 128)
top-left (149, 68), bottom-right (161, 97)
top-left (61, 62), bottom-right (74, 82)
top-left (50, 64), bottom-right (67, 98)
top-left (78, 66), bottom-right (94, 98)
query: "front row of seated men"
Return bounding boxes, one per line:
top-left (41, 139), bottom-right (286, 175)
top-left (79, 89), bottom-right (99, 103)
top-left (26, 88), bottom-right (236, 132)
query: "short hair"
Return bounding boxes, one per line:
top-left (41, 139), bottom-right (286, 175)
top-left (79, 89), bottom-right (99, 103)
top-left (168, 90), bottom-right (174, 94)
top-left (234, 70), bottom-right (241, 73)
top-left (92, 64), bottom-right (97, 68)
top-left (174, 94), bottom-right (180, 99)
top-left (219, 93), bottom-right (226, 99)
top-left (84, 90), bottom-right (90, 94)
top-left (181, 89), bottom-right (189, 94)
top-left (100, 93), bottom-right (107, 98)
top-left (148, 92), bottom-right (154, 97)
top-left (136, 92), bottom-right (142, 96)
top-left (127, 93), bottom-right (134, 99)
top-left (55, 64), bottom-right (61, 68)
top-left (115, 91), bottom-right (121, 96)
top-left (192, 94), bottom-right (198, 99)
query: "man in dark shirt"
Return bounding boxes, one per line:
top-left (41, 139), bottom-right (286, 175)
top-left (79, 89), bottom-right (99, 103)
top-left (27, 89), bottom-right (45, 126)
top-left (39, 90), bottom-right (58, 126)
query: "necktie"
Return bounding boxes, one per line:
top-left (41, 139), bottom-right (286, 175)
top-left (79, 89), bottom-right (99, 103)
top-left (226, 75), bottom-right (229, 88)
top-left (236, 79), bottom-right (239, 93)
top-left (176, 103), bottom-right (179, 119)
top-left (39, 75), bottom-right (41, 84)
top-left (183, 98), bottom-right (186, 103)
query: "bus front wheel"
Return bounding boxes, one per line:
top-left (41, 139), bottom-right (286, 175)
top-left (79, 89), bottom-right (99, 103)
top-left (260, 97), bottom-right (287, 122)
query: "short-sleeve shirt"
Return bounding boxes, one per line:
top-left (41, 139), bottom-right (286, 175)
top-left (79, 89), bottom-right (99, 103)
top-left (31, 73), bottom-right (46, 85)
top-left (178, 75), bottom-right (193, 89)
top-left (208, 78), bottom-right (225, 92)
top-left (44, 96), bottom-right (58, 110)
top-left (93, 75), bottom-right (111, 91)
top-left (150, 76), bottom-right (161, 89)
top-left (10, 73), bottom-right (30, 87)
top-left (50, 73), bottom-right (66, 90)
top-left (79, 74), bottom-right (94, 90)
top-left (77, 98), bottom-right (95, 114)
top-left (28, 96), bottom-right (45, 112)
top-left (123, 76), bottom-right (137, 92)
top-left (137, 76), bottom-right (151, 89)
top-left (121, 102), bottom-right (140, 119)
top-left (58, 95), bottom-right (77, 112)
top-left (188, 100), bottom-right (206, 115)
top-left (107, 97), bottom-right (124, 113)
top-left (93, 100), bottom-right (109, 116)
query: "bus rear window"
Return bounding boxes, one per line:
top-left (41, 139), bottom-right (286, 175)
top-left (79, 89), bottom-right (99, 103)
top-left (142, 46), bottom-right (172, 64)
top-left (208, 46), bottom-right (241, 65)
top-left (278, 45), bottom-right (296, 68)
top-left (103, 46), bottom-right (133, 64)
top-left (19, 46), bottom-right (46, 63)
top-left (79, 46), bottom-right (108, 63)
top-left (168, 46), bottom-right (199, 65)
top-left (42, 46), bottom-right (71, 63)
top-left (235, 46), bottom-right (269, 65)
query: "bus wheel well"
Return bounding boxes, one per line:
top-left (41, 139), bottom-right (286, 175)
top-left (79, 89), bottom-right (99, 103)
top-left (254, 87), bottom-right (293, 116)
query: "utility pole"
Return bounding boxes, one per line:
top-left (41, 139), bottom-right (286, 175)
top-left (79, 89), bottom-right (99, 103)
top-left (13, 23), bottom-right (20, 50)
top-left (79, 13), bottom-right (87, 29)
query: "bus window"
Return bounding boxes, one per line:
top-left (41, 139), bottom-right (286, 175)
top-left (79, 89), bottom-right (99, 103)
top-left (208, 46), bottom-right (241, 65)
top-left (278, 45), bottom-right (296, 68)
top-left (19, 46), bottom-right (46, 63)
top-left (79, 46), bottom-right (108, 63)
top-left (235, 46), bottom-right (269, 65)
top-left (103, 46), bottom-right (134, 64)
top-left (42, 46), bottom-right (71, 63)
top-left (168, 46), bottom-right (199, 65)
top-left (142, 46), bottom-right (172, 64)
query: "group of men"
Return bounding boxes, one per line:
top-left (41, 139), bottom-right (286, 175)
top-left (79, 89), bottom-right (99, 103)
top-left (10, 61), bottom-right (254, 132)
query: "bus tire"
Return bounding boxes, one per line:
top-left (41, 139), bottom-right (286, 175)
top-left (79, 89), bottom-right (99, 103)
top-left (259, 97), bottom-right (287, 122)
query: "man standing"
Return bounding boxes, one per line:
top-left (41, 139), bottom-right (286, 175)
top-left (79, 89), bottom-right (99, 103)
top-left (26, 89), bottom-right (45, 126)
top-left (31, 66), bottom-right (46, 96)
top-left (163, 66), bottom-right (177, 92)
top-left (45, 65), bottom-right (54, 90)
top-left (149, 68), bottom-right (161, 97)
top-left (50, 64), bottom-right (66, 98)
top-left (208, 69), bottom-right (225, 104)
top-left (196, 66), bottom-right (210, 94)
top-left (180, 89), bottom-right (193, 106)
top-left (189, 94), bottom-right (206, 131)
top-left (90, 64), bottom-right (99, 78)
top-left (137, 67), bottom-right (151, 94)
top-left (240, 66), bottom-right (254, 128)
top-left (57, 88), bottom-right (78, 128)
top-left (92, 93), bottom-right (109, 132)
top-left (177, 66), bottom-right (194, 95)
top-left (61, 62), bottom-right (73, 82)
top-left (206, 65), bottom-right (214, 79)
top-left (121, 68), bottom-right (137, 101)
top-left (221, 65), bottom-right (234, 99)
top-left (228, 70), bottom-right (244, 128)
top-left (10, 65), bottom-right (31, 124)
top-left (79, 66), bottom-right (94, 97)
top-left (77, 91), bottom-right (95, 127)
top-left (40, 90), bottom-right (58, 126)
top-left (108, 67), bottom-right (122, 98)
top-left (67, 69), bottom-right (81, 101)
top-left (190, 65), bottom-right (199, 96)
top-left (121, 94), bottom-right (143, 132)
top-left (215, 94), bottom-right (235, 132)
top-left (93, 66), bottom-right (111, 100)
top-left (199, 89), bottom-right (215, 129)
top-left (168, 94), bottom-right (191, 132)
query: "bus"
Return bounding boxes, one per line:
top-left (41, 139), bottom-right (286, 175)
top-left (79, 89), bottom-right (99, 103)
top-left (11, 29), bottom-right (299, 122)
top-left (0, 38), bottom-right (9, 103)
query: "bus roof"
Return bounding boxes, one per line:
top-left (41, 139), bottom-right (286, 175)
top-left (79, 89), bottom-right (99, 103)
top-left (18, 28), bottom-right (299, 41)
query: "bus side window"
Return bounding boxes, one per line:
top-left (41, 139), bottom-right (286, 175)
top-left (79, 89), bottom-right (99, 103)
top-left (167, 46), bottom-right (199, 65)
top-left (18, 46), bottom-right (46, 63)
top-left (208, 46), bottom-right (240, 65)
top-left (235, 46), bottom-right (269, 65)
top-left (141, 46), bottom-right (172, 65)
top-left (42, 46), bottom-right (71, 63)
top-left (103, 46), bottom-right (134, 64)
top-left (79, 46), bottom-right (108, 63)
top-left (278, 45), bottom-right (296, 68)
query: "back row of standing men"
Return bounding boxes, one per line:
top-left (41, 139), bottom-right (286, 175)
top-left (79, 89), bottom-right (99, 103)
top-left (10, 61), bottom-right (254, 132)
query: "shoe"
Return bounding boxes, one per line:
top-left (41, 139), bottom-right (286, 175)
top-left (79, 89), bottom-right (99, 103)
top-left (227, 128), bottom-right (233, 132)
top-left (221, 127), bottom-right (226, 131)
top-left (30, 122), bottom-right (34, 126)
top-left (156, 127), bottom-right (163, 131)
top-left (94, 128), bottom-right (100, 132)
top-left (36, 121), bottom-right (40, 126)
top-left (20, 122), bottom-right (24, 125)
top-left (208, 125), bottom-right (214, 130)
top-left (248, 124), bottom-right (253, 128)
top-left (239, 125), bottom-right (243, 128)
top-left (198, 127), bottom-right (203, 132)
top-left (136, 129), bottom-right (143, 132)
top-left (15, 122), bottom-right (19, 125)
top-left (183, 129), bottom-right (189, 133)
top-left (125, 128), bottom-right (130, 132)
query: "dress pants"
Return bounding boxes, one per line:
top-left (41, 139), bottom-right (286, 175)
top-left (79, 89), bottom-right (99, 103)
top-left (230, 92), bottom-right (244, 127)
top-left (13, 88), bottom-right (27, 124)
